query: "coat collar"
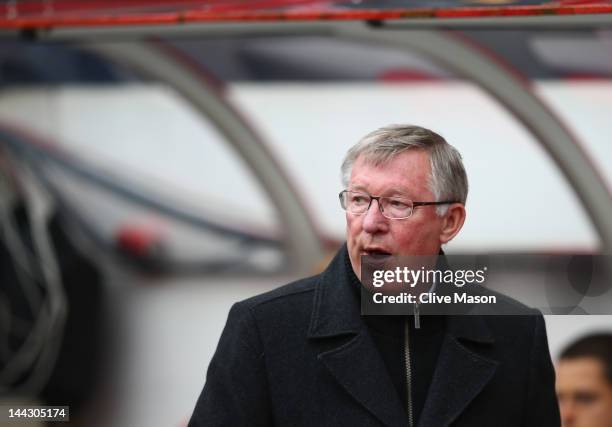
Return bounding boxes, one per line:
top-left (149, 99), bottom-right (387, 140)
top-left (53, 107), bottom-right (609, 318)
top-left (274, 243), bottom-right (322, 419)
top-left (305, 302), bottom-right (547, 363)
top-left (307, 244), bottom-right (498, 427)
top-left (308, 244), bottom-right (362, 338)
top-left (308, 244), bottom-right (495, 343)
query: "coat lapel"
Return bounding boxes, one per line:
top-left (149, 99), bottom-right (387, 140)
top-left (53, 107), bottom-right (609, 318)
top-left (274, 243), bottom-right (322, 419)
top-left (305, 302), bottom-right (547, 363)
top-left (418, 316), bottom-right (498, 427)
top-left (308, 245), bottom-right (408, 427)
top-left (318, 331), bottom-right (409, 427)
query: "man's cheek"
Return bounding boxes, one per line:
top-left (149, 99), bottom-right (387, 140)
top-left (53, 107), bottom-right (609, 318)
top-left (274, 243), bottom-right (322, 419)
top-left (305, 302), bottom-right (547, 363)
top-left (346, 216), bottom-right (361, 236)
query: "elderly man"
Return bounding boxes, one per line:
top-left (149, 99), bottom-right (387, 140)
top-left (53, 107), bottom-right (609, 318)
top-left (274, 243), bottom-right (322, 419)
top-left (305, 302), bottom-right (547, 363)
top-left (189, 125), bottom-right (560, 426)
top-left (556, 333), bottom-right (612, 427)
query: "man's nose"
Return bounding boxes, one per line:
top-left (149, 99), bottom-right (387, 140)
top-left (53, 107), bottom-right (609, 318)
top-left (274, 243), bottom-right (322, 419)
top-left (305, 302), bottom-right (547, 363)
top-left (559, 400), bottom-right (576, 427)
top-left (362, 199), bottom-right (389, 234)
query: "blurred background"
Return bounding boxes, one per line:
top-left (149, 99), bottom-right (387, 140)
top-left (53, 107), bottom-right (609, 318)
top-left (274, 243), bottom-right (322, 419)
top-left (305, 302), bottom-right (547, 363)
top-left (0, 1), bottom-right (612, 426)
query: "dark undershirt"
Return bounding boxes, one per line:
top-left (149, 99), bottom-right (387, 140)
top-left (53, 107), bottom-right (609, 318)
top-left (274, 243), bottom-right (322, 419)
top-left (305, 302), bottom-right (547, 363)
top-left (346, 254), bottom-right (447, 425)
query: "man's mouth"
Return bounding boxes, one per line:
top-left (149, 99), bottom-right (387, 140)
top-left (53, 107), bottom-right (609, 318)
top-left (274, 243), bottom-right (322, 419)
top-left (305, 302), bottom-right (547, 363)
top-left (362, 248), bottom-right (393, 260)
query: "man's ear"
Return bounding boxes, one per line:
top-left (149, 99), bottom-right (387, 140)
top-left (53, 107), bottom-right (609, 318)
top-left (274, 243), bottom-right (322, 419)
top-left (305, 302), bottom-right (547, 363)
top-left (439, 203), bottom-right (466, 244)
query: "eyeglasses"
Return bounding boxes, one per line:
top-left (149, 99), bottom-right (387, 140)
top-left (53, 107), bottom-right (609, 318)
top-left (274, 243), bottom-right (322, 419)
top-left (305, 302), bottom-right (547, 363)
top-left (339, 190), bottom-right (459, 220)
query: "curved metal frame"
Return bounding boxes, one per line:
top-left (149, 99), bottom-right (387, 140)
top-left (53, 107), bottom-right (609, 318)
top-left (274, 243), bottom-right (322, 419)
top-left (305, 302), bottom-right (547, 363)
top-left (84, 40), bottom-right (325, 274)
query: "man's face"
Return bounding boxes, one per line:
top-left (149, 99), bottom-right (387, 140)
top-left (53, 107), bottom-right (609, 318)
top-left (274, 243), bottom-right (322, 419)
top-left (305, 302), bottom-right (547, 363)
top-left (556, 357), bottom-right (612, 427)
top-left (346, 150), bottom-right (445, 278)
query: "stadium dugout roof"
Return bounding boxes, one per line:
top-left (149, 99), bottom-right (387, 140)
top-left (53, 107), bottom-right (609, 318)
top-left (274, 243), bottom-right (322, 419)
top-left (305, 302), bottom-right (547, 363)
top-left (0, 0), bottom-right (611, 29)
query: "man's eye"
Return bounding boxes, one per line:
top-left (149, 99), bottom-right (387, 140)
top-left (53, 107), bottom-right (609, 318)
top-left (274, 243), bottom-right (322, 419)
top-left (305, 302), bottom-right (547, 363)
top-left (575, 393), bottom-right (598, 405)
top-left (351, 195), bottom-right (368, 204)
top-left (388, 199), bottom-right (409, 209)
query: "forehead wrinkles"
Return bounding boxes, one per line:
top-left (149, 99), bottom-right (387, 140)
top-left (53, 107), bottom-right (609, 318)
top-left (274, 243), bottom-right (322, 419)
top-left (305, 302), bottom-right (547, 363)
top-left (352, 150), bottom-right (434, 196)
top-left (360, 144), bottom-right (426, 166)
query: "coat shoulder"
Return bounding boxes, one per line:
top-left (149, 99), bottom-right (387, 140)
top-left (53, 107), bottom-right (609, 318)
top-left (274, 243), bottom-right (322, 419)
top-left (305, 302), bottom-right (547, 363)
top-left (231, 274), bottom-right (320, 323)
top-left (240, 274), bottom-right (318, 306)
top-left (469, 285), bottom-right (541, 316)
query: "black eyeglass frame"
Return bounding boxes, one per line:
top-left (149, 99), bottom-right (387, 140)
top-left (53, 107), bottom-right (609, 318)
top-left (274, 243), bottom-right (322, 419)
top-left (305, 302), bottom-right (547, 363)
top-left (338, 189), bottom-right (460, 219)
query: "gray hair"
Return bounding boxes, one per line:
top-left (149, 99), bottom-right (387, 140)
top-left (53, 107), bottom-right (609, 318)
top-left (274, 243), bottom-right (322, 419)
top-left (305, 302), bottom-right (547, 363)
top-left (341, 124), bottom-right (468, 216)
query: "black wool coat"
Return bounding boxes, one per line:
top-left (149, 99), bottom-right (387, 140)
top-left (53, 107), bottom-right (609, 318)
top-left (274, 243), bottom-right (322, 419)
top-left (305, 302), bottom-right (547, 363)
top-left (189, 245), bottom-right (561, 427)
